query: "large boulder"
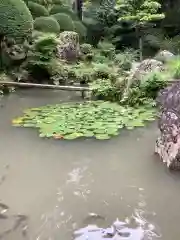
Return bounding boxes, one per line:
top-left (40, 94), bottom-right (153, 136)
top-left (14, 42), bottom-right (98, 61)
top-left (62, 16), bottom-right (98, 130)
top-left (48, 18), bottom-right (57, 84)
top-left (155, 50), bottom-right (175, 63)
top-left (155, 80), bottom-right (180, 170)
top-left (56, 31), bottom-right (80, 62)
top-left (131, 59), bottom-right (164, 82)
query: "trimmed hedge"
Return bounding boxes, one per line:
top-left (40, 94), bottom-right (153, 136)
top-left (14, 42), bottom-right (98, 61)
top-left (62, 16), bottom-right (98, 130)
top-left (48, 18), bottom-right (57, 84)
top-left (50, 5), bottom-right (78, 20)
top-left (74, 21), bottom-right (87, 41)
top-left (34, 16), bottom-right (60, 33)
top-left (52, 13), bottom-right (74, 31)
top-left (0, 0), bottom-right (33, 40)
top-left (28, 1), bottom-right (49, 18)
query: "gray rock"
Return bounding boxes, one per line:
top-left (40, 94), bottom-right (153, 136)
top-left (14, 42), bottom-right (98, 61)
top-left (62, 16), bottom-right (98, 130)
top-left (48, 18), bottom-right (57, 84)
top-left (155, 50), bottom-right (175, 63)
top-left (155, 80), bottom-right (180, 170)
top-left (56, 31), bottom-right (81, 62)
top-left (131, 59), bottom-right (163, 82)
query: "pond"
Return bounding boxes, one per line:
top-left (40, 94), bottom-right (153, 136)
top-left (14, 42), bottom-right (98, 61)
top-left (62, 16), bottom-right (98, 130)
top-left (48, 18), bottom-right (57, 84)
top-left (0, 89), bottom-right (180, 240)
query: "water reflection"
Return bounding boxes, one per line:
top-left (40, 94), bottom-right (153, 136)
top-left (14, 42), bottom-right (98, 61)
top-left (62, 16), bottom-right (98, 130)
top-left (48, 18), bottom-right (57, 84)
top-left (1, 90), bottom-right (173, 240)
top-left (33, 163), bottom-right (161, 240)
top-left (73, 210), bottom-right (161, 240)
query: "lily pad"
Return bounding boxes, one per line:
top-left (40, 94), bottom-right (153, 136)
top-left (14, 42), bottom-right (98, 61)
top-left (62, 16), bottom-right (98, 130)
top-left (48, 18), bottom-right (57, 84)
top-left (12, 101), bottom-right (156, 140)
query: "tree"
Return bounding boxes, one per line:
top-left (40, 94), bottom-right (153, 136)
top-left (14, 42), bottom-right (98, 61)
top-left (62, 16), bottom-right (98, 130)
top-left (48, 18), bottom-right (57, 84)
top-left (0, 0), bottom-right (33, 69)
top-left (115, 0), bottom-right (165, 60)
top-left (0, 0), bottom-right (33, 40)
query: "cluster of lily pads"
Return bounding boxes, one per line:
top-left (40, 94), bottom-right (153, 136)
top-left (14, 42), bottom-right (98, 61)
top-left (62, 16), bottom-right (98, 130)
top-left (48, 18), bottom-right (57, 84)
top-left (12, 101), bottom-right (156, 140)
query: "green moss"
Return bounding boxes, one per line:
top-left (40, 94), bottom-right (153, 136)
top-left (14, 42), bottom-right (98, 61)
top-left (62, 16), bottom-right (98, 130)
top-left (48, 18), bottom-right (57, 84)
top-left (50, 4), bottom-right (78, 20)
top-left (0, 0), bottom-right (33, 40)
top-left (74, 21), bottom-right (87, 41)
top-left (28, 1), bottom-right (49, 18)
top-left (34, 16), bottom-right (60, 33)
top-left (52, 13), bottom-right (74, 31)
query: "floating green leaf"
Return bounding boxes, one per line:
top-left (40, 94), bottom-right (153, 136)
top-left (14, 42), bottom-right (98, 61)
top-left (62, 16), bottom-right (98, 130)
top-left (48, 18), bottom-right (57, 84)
top-left (12, 101), bottom-right (156, 140)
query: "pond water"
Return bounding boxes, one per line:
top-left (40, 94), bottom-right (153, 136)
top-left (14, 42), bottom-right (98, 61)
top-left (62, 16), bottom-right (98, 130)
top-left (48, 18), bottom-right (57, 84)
top-left (0, 89), bottom-right (180, 240)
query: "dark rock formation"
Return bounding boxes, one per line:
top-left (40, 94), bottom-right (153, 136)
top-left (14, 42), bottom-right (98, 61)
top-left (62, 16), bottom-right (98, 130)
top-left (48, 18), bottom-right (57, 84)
top-left (155, 80), bottom-right (180, 170)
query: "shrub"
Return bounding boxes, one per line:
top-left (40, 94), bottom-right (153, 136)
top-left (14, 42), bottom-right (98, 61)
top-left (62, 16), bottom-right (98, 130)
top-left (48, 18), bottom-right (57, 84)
top-left (50, 4), bottom-right (78, 19)
top-left (52, 13), bottom-right (74, 31)
top-left (34, 16), bottom-right (60, 33)
top-left (23, 33), bottom-right (58, 82)
top-left (80, 43), bottom-right (93, 55)
top-left (123, 71), bottom-right (169, 106)
top-left (114, 49), bottom-right (138, 71)
top-left (166, 57), bottom-right (180, 79)
top-left (97, 41), bottom-right (115, 59)
top-left (28, 1), bottom-right (49, 18)
top-left (90, 78), bottom-right (122, 102)
top-left (74, 21), bottom-right (87, 42)
top-left (0, 0), bottom-right (33, 40)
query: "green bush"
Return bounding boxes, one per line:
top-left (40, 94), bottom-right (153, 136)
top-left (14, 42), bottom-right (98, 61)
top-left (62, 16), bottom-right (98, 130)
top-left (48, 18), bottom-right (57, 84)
top-left (83, 17), bottom-right (104, 46)
top-left (114, 49), bottom-right (138, 71)
top-left (23, 33), bottom-right (58, 82)
top-left (52, 13), bottom-right (74, 31)
top-left (97, 41), bottom-right (115, 59)
top-left (28, 1), bottom-right (49, 18)
top-left (166, 57), bottom-right (180, 79)
top-left (74, 21), bottom-right (87, 42)
top-left (0, 0), bottom-right (33, 40)
top-left (34, 16), bottom-right (60, 33)
top-left (80, 43), bottom-right (93, 55)
top-left (123, 71), bottom-right (169, 106)
top-left (90, 78), bottom-right (122, 102)
top-left (50, 5), bottom-right (78, 19)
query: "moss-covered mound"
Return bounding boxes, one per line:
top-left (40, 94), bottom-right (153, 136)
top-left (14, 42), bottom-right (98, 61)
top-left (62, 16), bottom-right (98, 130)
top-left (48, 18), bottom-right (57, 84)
top-left (0, 0), bottom-right (33, 40)
top-left (28, 1), bottom-right (49, 18)
top-left (74, 21), bottom-right (87, 41)
top-left (50, 4), bottom-right (78, 20)
top-left (34, 16), bottom-right (60, 33)
top-left (52, 13), bottom-right (74, 31)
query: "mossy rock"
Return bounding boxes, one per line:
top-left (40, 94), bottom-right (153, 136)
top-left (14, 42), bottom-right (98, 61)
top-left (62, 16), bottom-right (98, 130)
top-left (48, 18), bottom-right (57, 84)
top-left (28, 1), bottom-right (49, 18)
top-left (34, 16), bottom-right (60, 33)
top-left (0, 0), bottom-right (33, 40)
top-left (52, 13), bottom-right (74, 31)
top-left (74, 21), bottom-right (87, 42)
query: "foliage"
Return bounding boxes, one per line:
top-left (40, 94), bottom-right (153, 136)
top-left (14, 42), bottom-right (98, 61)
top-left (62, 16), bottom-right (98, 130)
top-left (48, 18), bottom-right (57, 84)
top-left (23, 33), bottom-right (58, 81)
top-left (80, 43), bottom-right (93, 55)
top-left (74, 21), bottom-right (87, 42)
top-left (97, 41), bottom-right (115, 59)
top-left (166, 57), bottom-right (180, 79)
top-left (0, 0), bottom-right (33, 40)
top-left (90, 78), bottom-right (123, 102)
top-left (49, 4), bottom-right (78, 20)
top-left (27, 1), bottom-right (49, 18)
top-left (12, 101), bottom-right (156, 140)
top-left (115, 0), bottom-right (164, 24)
top-left (0, 73), bottom-right (15, 94)
top-left (115, 0), bottom-right (165, 60)
top-left (123, 71), bottom-right (169, 106)
top-left (83, 17), bottom-right (104, 46)
top-left (52, 13), bottom-right (74, 31)
top-left (70, 61), bottom-right (119, 83)
top-left (34, 16), bottom-right (60, 33)
top-left (114, 49), bottom-right (139, 71)
top-left (162, 36), bottom-right (180, 54)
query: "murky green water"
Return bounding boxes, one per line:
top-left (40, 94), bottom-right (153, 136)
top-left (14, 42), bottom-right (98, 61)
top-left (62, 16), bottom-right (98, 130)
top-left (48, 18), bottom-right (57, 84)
top-left (0, 89), bottom-right (180, 240)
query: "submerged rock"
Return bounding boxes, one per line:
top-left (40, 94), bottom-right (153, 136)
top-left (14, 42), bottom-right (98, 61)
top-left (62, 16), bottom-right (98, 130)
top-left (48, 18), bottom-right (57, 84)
top-left (56, 31), bottom-right (80, 62)
top-left (155, 80), bottom-right (180, 170)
